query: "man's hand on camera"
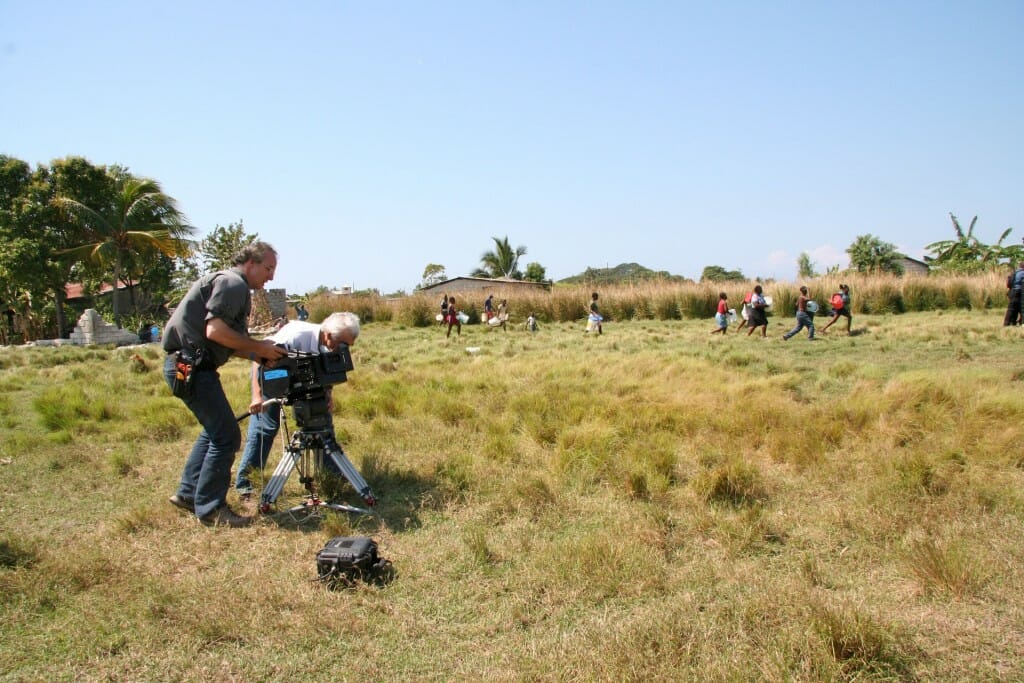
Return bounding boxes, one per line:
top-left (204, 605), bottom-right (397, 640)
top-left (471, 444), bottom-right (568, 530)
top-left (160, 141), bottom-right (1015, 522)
top-left (255, 340), bottom-right (288, 364)
top-left (248, 398), bottom-right (265, 414)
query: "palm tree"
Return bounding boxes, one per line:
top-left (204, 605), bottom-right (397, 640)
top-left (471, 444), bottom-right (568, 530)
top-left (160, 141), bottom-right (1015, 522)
top-left (471, 236), bottom-right (527, 279)
top-left (54, 174), bottom-right (195, 326)
top-left (926, 213), bottom-right (1018, 272)
top-left (925, 214), bottom-right (983, 271)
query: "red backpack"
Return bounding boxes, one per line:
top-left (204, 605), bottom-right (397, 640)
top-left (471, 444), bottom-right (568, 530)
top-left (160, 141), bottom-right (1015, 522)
top-left (830, 293), bottom-right (844, 310)
top-left (743, 291), bottom-right (753, 304)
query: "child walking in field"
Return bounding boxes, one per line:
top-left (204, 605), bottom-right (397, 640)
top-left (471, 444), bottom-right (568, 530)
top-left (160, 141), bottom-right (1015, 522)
top-left (736, 289), bottom-right (753, 331)
top-left (585, 292), bottom-right (603, 334)
top-left (711, 292), bottom-right (729, 334)
top-left (445, 295), bottom-right (462, 338)
top-left (821, 284), bottom-right (852, 335)
top-left (782, 286), bottom-right (816, 341)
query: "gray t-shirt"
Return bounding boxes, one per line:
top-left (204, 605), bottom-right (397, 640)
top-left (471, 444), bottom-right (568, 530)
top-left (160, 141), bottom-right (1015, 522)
top-left (162, 268), bottom-right (252, 368)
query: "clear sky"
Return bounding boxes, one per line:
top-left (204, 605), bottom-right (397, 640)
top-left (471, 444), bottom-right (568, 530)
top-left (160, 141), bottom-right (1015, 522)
top-left (2, 1), bottom-right (1021, 295)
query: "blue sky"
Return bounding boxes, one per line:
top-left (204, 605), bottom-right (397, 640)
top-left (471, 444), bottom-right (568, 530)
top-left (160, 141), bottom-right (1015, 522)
top-left (2, 1), bottom-right (1021, 295)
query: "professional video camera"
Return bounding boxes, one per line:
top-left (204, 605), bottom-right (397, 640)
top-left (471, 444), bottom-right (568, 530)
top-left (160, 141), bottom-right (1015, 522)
top-left (259, 347), bottom-right (353, 429)
top-left (255, 344), bottom-right (377, 513)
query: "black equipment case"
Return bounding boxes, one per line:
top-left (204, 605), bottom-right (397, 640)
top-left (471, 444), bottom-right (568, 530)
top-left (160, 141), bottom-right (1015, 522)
top-left (316, 536), bottom-right (379, 581)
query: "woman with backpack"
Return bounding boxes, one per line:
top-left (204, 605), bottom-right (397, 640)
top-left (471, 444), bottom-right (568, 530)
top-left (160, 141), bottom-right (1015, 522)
top-left (821, 284), bottom-right (852, 335)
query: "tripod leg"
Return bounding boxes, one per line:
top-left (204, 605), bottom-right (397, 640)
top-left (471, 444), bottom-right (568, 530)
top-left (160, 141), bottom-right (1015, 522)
top-left (259, 438), bottom-right (301, 511)
top-left (323, 439), bottom-right (376, 507)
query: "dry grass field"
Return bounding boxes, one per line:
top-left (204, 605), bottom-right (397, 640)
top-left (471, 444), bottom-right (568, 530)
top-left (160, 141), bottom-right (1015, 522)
top-left (1, 300), bottom-right (1022, 681)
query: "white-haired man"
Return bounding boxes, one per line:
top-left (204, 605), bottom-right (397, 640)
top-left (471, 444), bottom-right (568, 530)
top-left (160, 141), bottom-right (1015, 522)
top-left (234, 311), bottom-right (360, 496)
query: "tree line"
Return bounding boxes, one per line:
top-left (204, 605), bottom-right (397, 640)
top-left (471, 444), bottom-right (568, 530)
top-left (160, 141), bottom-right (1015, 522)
top-left (0, 155), bottom-right (257, 340)
top-left (5, 153), bottom-right (1017, 338)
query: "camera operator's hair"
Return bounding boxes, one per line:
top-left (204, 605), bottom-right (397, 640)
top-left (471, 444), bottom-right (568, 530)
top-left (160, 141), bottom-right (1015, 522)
top-left (321, 311), bottom-right (360, 341)
top-left (231, 241), bottom-right (277, 266)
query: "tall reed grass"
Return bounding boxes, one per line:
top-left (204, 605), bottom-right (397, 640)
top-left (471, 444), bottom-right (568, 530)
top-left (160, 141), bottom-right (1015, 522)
top-left (302, 272), bottom-right (1012, 326)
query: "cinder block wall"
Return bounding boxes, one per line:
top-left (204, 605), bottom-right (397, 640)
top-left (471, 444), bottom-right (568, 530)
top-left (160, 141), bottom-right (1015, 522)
top-left (266, 288), bottom-right (287, 319)
top-left (68, 309), bottom-right (141, 346)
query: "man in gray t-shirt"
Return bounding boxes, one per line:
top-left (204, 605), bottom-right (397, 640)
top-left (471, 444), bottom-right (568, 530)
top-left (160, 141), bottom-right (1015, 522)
top-left (162, 241), bottom-right (287, 527)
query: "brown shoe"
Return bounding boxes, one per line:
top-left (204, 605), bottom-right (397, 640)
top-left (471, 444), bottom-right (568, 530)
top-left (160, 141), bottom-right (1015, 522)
top-left (168, 494), bottom-right (194, 512)
top-left (199, 505), bottom-right (253, 528)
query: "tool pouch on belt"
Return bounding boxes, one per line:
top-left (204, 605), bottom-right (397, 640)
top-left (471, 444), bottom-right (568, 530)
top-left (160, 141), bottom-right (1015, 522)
top-left (171, 348), bottom-right (205, 399)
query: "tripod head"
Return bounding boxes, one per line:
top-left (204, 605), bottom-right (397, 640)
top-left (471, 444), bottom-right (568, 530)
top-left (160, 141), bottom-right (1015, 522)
top-left (290, 390), bottom-right (332, 430)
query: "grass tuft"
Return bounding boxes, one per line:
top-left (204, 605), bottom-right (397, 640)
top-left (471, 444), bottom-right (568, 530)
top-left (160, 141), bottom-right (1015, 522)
top-left (905, 536), bottom-right (985, 598)
top-left (692, 457), bottom-right (769, 507)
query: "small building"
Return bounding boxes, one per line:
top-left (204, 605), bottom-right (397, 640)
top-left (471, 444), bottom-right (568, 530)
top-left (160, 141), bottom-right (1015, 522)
top-left (898, 255), bottom-right (930, 276)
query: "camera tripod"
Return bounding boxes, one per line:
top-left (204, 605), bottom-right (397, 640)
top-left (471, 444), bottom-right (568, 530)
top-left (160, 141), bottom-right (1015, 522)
top-left (256, 397), bottom-right (377, 516)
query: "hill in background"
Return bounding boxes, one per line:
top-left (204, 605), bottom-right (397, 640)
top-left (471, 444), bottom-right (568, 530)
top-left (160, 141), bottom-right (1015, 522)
top-left (557, 262), bottom-right (691, 286)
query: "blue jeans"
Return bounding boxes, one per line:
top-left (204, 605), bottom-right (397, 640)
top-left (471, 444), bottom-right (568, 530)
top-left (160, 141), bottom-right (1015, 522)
top-left (235, 394), bottom-right (344, 492)
top-left (235, 398), bottom-right (281, 493)
top-left (163, 355), bottom-right (241, 518)
top-left (784, 312), bottom-right (815, 340)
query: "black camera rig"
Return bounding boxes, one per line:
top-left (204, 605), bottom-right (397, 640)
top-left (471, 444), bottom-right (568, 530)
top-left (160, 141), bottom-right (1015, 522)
top-left (254, 345), bottom-right (377, 514)
top-left (259, 347), bottom-right (353, 430)
top-left (260, 346), bottom-right (353, 400)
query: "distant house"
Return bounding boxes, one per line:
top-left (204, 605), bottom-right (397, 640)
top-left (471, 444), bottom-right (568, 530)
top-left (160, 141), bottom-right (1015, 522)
top-left (420, 276), bottom-right (550, 296)
top-left (898, 255), bottom-right (930, 276)
top-left (64, 280), bottom-right (133, 302)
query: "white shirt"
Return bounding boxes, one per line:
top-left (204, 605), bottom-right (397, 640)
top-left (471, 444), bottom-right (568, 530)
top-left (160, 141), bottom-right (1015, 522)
top-left (268, 321), bottom-right (325, 353)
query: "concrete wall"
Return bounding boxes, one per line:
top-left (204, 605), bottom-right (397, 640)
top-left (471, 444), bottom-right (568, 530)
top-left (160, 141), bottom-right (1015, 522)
top-left (67, 309), bottom-right (140, 347)
top-left (266, 288), bottom-right (287, 318)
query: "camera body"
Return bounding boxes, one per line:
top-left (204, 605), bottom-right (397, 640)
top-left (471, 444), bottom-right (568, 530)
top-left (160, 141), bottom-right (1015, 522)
top-left (261, 346), bottom-right (353, 400)
top-left (260, 347), bottom-right (354, 429)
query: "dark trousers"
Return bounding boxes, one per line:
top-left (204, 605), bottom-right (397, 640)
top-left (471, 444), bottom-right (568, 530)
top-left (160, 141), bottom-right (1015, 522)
top-left (164, 355), bottom-right (241, 518)
top-left (1004, 290), bottom-right (1022, 326)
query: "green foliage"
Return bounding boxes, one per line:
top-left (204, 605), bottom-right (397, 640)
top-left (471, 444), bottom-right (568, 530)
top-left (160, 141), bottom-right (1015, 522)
top-left (846, 234), bottom-right (905, 275)
top-left (926, 213), bottom-right (1023, 273)
top-left (197, 221), bottom-right (256, 274)
top-left (471, 235), bottom-right (527, 279)
top-left (420, 263), bottom-right (446, 288)
top-left (523, 261), bottom-right (546, 283)
top-left (700, 264), bottom-right (746, 282)
top-left (558, 262), bottom-right (688, 285)
top-left (55, 173), bottom-right (195, 326)
top-left (797, 251), bottom-right (818, 278)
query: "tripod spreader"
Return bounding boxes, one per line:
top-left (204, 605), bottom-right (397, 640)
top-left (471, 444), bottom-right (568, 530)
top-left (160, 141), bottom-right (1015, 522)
top-left (259, 425), bottom-right (376, 515)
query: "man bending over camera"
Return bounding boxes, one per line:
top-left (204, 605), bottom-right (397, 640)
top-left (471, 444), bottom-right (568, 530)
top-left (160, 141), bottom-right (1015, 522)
top-left (234, 311), bottom-right (361, 497)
